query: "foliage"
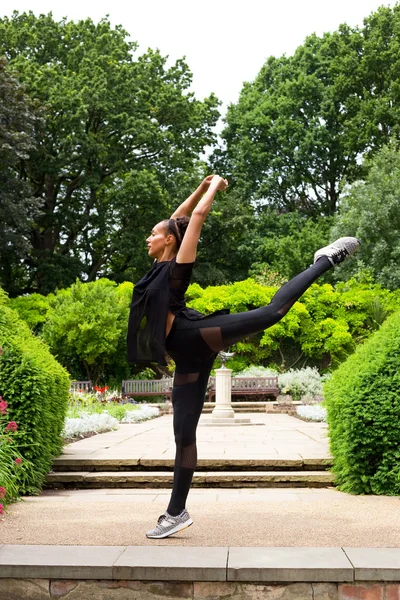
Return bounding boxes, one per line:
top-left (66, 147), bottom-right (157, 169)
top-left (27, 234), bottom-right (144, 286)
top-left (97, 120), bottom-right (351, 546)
top-left (64, 399), bottom-right (159, 439)
top-left (0, 291), bottom-right (70, 496)
top-left (9, 292), bottom-right (51, 333)
top-left (331, 143), bottom-right (400, 290)
top-left (296, 405), bottom-right (327, 422)
top-left (41, 278), bottom-right (134, 383)
top-left (0, 396), bottom-right (37, 511)
top-left (0, 12), bottom-right (220, 296)
top-left (234, 365), bottom-right (279, 377)
top-left (216, 5), bottom-right (400, 217)
top-left (0, 57), bottom-right (43, 297)
top-left (186, 276), bottom-right (400, 371)
top-left (278, 367), bottom-right (323, 400)
top-left (63, 412), bottom-right (119, 440)
top-left (248, 211), bottom-right (333, 282)
top-left (324, 311), bottom-right (400, 495)
top-left (235, 365), bottom-right (325, 400)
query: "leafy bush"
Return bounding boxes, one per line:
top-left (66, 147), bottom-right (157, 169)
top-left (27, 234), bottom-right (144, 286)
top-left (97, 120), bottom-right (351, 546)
top-left (278, 367), bottom-right (323, 400)
top-left (234, 365), bottom-right (278, 377)
top-left (0, 289), bottom-right (70, 497)
top-left (12, 273), bottom-right (400, 384)
top-left (41, 278), bottom-right (133, 383)
top-left (63, 412), bottom-right (119, 440)
top-left (9, 293), bottom-right (52, 334)
top-left (121, 405), bottom-right (160, 422)
top-left (186, 276), bottom-right (400, 371)
top-left (0, 396), bottom-right (37, 512)
top-left (324, 311), bottom-right (400, 495)
top-left (296, 405), bottom-right (327, 422)
top-left (235, 365), bottom-right (325, 400)
top-left (64, 404), bottom-right (160, 440)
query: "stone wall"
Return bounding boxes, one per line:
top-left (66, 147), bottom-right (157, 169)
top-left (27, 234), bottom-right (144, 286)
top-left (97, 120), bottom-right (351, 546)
top-left (0, 579), bottom-right (398, 600)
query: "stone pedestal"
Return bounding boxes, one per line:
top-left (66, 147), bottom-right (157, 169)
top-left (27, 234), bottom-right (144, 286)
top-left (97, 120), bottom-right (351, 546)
top-left (211, 367), bottom-right (235, 419)
top-left (202, 367), bottom-right (255, 426)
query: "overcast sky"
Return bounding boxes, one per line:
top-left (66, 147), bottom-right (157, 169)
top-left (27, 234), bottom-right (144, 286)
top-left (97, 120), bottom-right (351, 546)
top-left (4, 0), bottom-right (399, 113)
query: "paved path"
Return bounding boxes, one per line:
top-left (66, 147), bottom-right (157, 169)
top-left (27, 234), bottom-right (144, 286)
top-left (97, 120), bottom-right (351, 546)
top-left (60, 413), bottom-right (332, 461)
top-left (1, 414), bottom-right (399, 547)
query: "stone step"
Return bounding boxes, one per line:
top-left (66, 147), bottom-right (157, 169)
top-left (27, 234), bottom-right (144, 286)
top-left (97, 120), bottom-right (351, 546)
top-left (45, 470), bottom-right (335, 489)
top-left (52, 457), bottom-right (332, 472)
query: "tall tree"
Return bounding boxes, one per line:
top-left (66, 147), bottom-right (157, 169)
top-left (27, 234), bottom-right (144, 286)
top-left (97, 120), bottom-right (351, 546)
top-left (331, 142), bottom-right (400, 291)
top-left (0, 57), bottom-right (43, 296)
top-left (0, 12), bottom-right (220, 295)
top-left (217, 5), bottom-right (400, 218)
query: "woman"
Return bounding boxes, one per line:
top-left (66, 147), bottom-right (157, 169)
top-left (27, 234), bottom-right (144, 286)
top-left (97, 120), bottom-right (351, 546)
top-left (127, 174), bottom-right (360, 539)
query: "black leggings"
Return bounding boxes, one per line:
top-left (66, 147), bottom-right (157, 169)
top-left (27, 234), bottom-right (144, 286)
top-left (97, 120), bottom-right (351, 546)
top-left (164, 256), bottom-right (331, 515)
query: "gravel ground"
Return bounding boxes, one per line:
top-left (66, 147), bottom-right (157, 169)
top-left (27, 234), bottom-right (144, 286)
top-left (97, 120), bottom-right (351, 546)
top-left (1, 488), bottom-right (399, 547)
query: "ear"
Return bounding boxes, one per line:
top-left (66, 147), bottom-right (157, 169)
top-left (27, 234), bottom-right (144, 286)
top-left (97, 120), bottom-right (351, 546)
top-left (165, 234), bottom-right (175, 246)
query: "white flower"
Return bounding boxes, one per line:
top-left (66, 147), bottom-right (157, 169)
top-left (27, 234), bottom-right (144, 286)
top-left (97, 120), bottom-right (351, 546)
top-left (63, 412), bottom-right (119, 439)
top-left (121, 405), bottom-right (159, 423)
top-left (296, 405), bottom-right (327, 422)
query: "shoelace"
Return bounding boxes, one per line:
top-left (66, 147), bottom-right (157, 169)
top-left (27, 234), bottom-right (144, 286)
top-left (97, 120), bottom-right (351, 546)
top-left (332, 248), bottom-right (349, 262)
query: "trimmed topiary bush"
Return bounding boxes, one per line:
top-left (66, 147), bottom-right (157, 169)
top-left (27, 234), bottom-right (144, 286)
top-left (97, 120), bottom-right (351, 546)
top-left (0, 289), bottom-right (70, 496)
top-left (324, 311), bottom-right (400, 495)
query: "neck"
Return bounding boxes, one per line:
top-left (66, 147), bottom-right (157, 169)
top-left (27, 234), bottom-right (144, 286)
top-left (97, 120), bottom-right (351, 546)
top-left (158, 247), bottom-right (177, 262)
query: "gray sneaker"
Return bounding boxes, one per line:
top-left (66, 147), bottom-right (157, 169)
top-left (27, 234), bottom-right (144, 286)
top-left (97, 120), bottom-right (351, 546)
top-left (146, 509), bottom-right (193, 539)
top-left (314, 237), bottom-right (361, 266)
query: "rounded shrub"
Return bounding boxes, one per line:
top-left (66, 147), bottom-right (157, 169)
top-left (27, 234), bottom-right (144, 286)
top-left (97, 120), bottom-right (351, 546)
top-left (41, 278), bottom-right (133, 384)
top-left (0, 289), bottom-right (70, 495)
top-left (324, 311), bottom-right (400, 495)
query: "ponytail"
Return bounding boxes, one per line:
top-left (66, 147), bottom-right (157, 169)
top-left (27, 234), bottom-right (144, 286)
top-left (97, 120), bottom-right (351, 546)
top-left (164, 216), bottom-right (190, 249)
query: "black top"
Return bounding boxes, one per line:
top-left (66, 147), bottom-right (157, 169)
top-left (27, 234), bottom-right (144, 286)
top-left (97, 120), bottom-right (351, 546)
top-left (127, 257), bottom-right (228, 366)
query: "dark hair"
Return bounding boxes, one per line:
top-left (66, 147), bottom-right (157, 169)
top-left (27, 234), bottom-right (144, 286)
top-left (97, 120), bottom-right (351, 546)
top-left (163, 217), bottom-right (190, 249)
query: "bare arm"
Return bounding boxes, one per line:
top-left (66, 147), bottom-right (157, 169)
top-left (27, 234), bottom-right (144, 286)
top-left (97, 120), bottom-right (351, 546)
top-left (176, 175), bottom-right (228, 263)
top-left (170, 175), bottom-right (215, 218)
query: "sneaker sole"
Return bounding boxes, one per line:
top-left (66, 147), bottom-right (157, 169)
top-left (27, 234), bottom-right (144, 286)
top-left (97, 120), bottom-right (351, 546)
top-left (146, 518), bottom-right (193, 539)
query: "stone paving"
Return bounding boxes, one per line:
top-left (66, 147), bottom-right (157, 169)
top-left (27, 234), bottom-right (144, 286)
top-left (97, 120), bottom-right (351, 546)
top-left (59, 413), bottom-right (332, 462)
top-left (1, 413), bottom-right (399, 548)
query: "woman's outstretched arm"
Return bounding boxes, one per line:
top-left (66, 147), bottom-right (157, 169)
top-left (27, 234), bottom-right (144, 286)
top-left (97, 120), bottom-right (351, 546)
top-left (176, 175), bottom-right (228, 264)
top-left (170, 175), bottom-right (215, 218)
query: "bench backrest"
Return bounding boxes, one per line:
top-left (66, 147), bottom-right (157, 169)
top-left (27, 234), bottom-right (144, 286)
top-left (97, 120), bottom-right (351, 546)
top-left (122, 379), bottom-right (173, 394)
top-left (70, 380), bottom-right (92, 392)
top-left (208, 376), bottom-right (279, 391)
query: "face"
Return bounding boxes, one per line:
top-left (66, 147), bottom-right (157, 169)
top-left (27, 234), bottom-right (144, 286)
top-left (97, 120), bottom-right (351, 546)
top-left (146, 221), bottom-right (171, 259)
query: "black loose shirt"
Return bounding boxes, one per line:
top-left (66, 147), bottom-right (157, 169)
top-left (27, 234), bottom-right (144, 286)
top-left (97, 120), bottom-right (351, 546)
top-left (127, 258), bottom-right (227, 366)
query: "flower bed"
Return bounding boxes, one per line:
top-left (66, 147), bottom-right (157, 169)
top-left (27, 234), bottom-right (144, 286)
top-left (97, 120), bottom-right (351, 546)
top-left (63, 388), bottom-right (160, 441)
top-left (0, 396), bottom-right (36, 513)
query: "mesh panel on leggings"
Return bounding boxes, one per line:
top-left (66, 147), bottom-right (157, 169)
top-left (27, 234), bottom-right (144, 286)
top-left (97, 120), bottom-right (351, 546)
top-left (277, 299), bottom-right (297, 317)
top-left (175, 442), bottom-right (197, 470)
top-left (199, 327), bottom-right (224, 352)
top-left (174, 372), bottom-right (199, 386)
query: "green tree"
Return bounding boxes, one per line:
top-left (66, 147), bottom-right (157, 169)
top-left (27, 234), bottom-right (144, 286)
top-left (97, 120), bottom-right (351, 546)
top-left (0, 57), bottom-right (43, 296)
top-left (331, 143), bottom-right (400, 290)
top-left (217, 5), bottom-right (400, 217)
top-left (248, 211), bottom-right (333, 282)
top-left (0, 12), bottom-right (220, 295)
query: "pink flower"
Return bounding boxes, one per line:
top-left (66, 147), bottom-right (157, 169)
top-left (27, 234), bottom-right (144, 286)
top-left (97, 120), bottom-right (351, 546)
top-left (0, 400), bottom-right (7, 415)
top-left (0, 487), bottom-right (5, 499)
top-left (5, 421), bottom-right (18, 432)
top-left (0, 504), bottom-right (4, 515)
top-left (14, 458), bottom-right (22, 465)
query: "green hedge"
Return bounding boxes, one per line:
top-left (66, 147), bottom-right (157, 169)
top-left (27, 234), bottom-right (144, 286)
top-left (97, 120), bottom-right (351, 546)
top-left (0, 290), bottom-right (70, 494)
top-left (324, 311), bottom-right (400, 495)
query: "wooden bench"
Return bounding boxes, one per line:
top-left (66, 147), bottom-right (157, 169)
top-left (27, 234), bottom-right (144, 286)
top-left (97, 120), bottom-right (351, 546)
top-left (207, 376), bottom-right (279, 402)
top-left (121, 378), bottom-right (173, 398)
top-left (70, 380), bottom-right (93, 393)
